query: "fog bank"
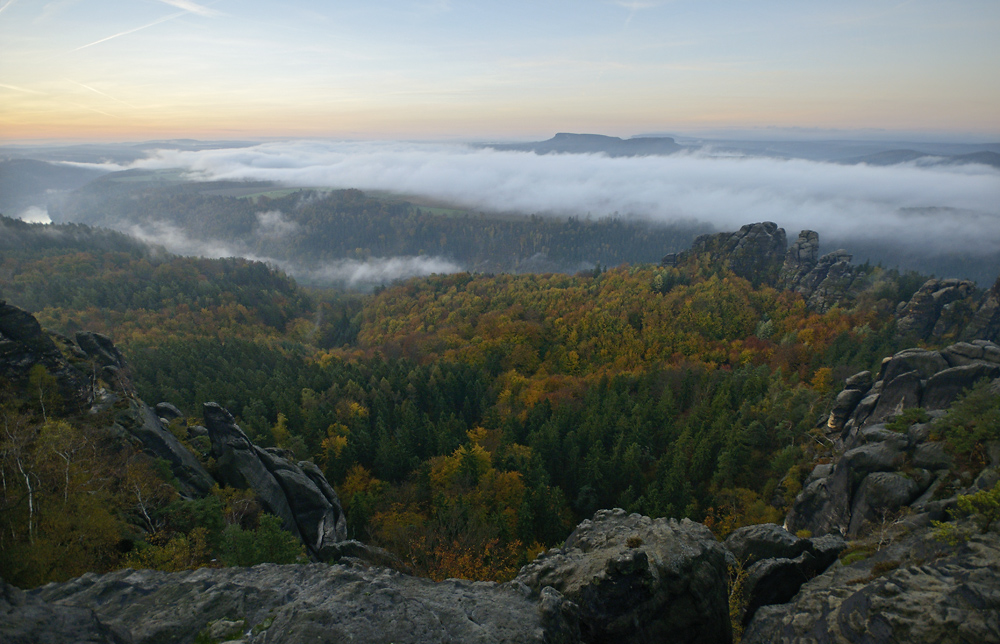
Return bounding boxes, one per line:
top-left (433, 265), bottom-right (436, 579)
top-left (113, 140), bottom-right (1000, 255)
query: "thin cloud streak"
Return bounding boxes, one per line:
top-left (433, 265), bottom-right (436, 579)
top-left (0, 83), bottom-right (44, 94)
top-left (124, 140), bottom-right (1000, 256)
top-left (65, 10), bottom-right (187, 54)
top-left (126, 219), bottom-right (462, 288)
top-left (157, 0), bottom-right (218, 17)
top-left (64, 78), bottom-right (139, 109)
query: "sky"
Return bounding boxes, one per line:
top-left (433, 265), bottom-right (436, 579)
top-left (1, 0), bottom-right (998, 141)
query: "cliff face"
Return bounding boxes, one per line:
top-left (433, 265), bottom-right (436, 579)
top-left (0, 300), bottom-right (347, 562)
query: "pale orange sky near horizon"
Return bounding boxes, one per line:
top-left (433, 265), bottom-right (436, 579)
top-left (1, 0), bottom-right (998, 142)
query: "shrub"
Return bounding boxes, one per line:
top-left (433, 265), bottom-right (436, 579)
top-left (219, 514), bottom-right (305, 566)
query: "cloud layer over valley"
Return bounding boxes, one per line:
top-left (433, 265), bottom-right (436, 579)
top-left (117, 140), bottom-right (1000, 256)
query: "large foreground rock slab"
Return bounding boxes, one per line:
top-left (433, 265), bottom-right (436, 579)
top-left (743, 528), bottom-right (1000, 644)
top-left (516, 508), bottom-right (731, 644)
top-left (1, 577), bottom-right (131, 644)
top-left (33, 563), bottom-right (578, 644)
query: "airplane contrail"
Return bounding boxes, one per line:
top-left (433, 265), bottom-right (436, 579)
top-left (67, 10), bottom-right (187, 54)
top-left (0, 0), bottom-right (18, 17)
top-left (0, 82), bottom-right (44, 94)
top-left (64, 78), bottom-right (140, 109)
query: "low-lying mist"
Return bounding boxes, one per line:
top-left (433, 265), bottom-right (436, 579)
top-left (125, 220), bottom-right (460, 289)
top-left (108, 140), bottom-right (1000, 254)
top-left (63, 139), bottom-right (1000, 285)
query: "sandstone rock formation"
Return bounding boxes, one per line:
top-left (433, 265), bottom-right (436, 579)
top-left (6, 508), bottom-right (742, 644)
top-left (743, 527), bottom-right (1000, 644)
top-left (204, 402), bottom-right (348, 561)
top-left (723, 524), bottom-right (845, 625)
top-left (27, 563), bottom-right (580, 644)
top-left (663, 222), bottom-right (787, 286)
top-left (516, 509), bottom-right (731, 644)
top-left (896, 278), bottom-right (978, 341)
top-left (1, 576), bottom-right (132, 644)
top-left (0, 301), bottom-right (91, 409)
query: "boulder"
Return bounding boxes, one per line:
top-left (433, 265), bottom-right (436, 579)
top-left (869, 370), bottom-right (922, 425)
top-left (922, 362), bottom-right (1000, 410)
top-left (31, 564), bottom-right (580, 644)
top-left (741, 552), bottom-right (818, 625)
top-left (724, 524), bottom-right (809, 567)
top-left (847, 472), bottom-right (921, 537)
top-left (516, 509), bottom-right (731, 644)
top-left (912, 442), bottom-right (953, 470)
top-left (827, 388), bottom-right (865, 430)
top-left (154, 402), bottom-right (184, 422)
top-left (743, 526), bottom-right (1000, 644)
top-left (1, 576), bottom-right (131, 644)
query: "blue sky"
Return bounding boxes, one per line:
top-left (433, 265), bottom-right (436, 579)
top-left (1, 0), bottom-right (998, 140)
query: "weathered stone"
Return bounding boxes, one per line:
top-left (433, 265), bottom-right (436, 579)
top-left (897, 278), bottom-right (977, 340)
top-left (516, 509), bottom-right (731, 644)
top-left (847, 472), bottom-right (920, 537)
top-left (743, 527), bottom-right (1000, 644)
top-left (154, 402), bottom-right (184, 421)
top-left (912, 442), bottom-right (953, 470)
top-left (741, 552), bottom-right (817, 625)
top-left (203, 403), bottom-right (347, 560)
top-left (116, 401), bottom-right (214, 498)
top-left (0, 302), bottom-right (91, 409)
top-left (922, 362), bottom-right (1000, 410)
top-left (941, 342), bottom-right (985, 366)
top-left (75, 332), bottom-right (125, 369)
top-left (827, 388), bottom-right (865, 430)
top-left (204, 403), bottom-right (304, 544)
top-left (845, 370), bottom-right (873, 391)
top-left (881, 349), bottom-right (950, 383)
top-left (869, 370), bottom-right (922, 425)
top-left (1, 576), bottom-right (131, 644)
top-left (32, 564), bottom-right (579, 644)
top-left (724, 524), bottom-right (808, 567)
top-left (682, 222), bottom-right (787, 286)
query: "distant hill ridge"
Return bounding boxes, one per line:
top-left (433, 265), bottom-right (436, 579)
top-left (486, 132), bottom-right (684, 157)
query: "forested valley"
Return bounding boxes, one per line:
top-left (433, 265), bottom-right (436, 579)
top-left (0, 213), bottom-right (972, 587)
top-left (49, 171), bottom-right (708, 278)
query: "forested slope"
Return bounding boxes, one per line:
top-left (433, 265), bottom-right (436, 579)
top-left (3, 217), bottom-right (996, 586)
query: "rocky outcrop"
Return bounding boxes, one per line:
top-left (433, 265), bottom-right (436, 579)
top-left (516, 509), bottom-right (731, 644)
top-left (663, 222), bottom-right (787, 286)
top-left (30, 563), bottom-right (580, 644)
top-left (896, 278), bottom-right (977, 341)
top-left (961, 275), bottom-right (1000, 342)
top-left (115, 401), bottom-right (215, 498)
top-left (1, 576), bottom-right (131, 644)
top-left (0, 301), bottom-right (91, 409)
top-left (828, 344), bottom-right (1000, 436)
top-left (743, 526), bottom-right (1000, 644)
top-left (788, 340), bottom-right (1000, 539)
top-left (9, 509), bottom-right (742, 644)
top-left (723, 524), bottom-right (845, 624)
top-left (203, 403), bottom-right (347, 561)
top-left (777, 231), bottom-right (867, 312)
